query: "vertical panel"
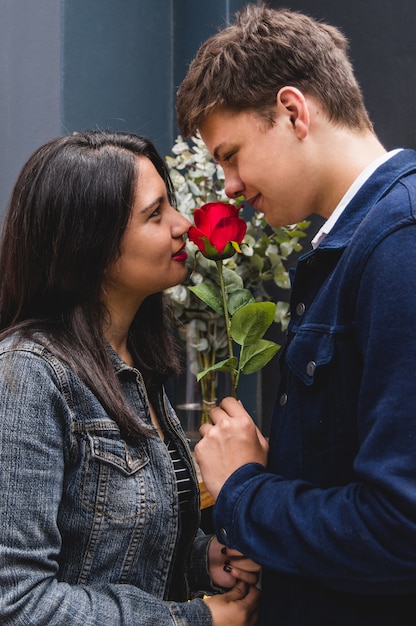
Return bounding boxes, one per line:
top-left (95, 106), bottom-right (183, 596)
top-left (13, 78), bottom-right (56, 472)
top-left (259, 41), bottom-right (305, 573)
top-left (63, 0), bottom-right (174, 155)
top-left (0, 0), bottom-right (61, 215)
top-left (172, 0), bottom-right (252, 138)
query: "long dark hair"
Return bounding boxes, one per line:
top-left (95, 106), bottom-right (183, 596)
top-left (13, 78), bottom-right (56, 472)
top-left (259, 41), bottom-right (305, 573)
top-left (0, 129), bottom-right (182, 441)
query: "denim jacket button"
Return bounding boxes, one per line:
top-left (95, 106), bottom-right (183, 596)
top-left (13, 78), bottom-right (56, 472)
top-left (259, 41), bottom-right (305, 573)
top-left (279, 393), bottom-right (288, 406)
top-left (219, 528), bottom-right (227, 543)
top-left (306, 361), bottom-right (316, 377)
top-left (296, 302), bottom-right (306, 316)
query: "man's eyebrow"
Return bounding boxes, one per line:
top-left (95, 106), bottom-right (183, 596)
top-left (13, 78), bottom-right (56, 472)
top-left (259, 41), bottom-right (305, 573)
top-left (213, 143), bottom-right (236, 163)
top-left (213, 143), bottom-right (227, 162)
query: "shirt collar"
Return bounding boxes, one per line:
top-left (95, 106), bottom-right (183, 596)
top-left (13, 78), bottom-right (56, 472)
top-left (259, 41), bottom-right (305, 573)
top-left (311, 149), bottom-right (403, 249)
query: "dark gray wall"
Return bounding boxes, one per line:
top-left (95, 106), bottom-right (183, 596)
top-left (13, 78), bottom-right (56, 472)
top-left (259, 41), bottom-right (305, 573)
top-left (173, 0), bottom-right (248, 100)
top-left (63, 0), bottom-right (174, 150)
top-left (0, 0), bottom-right (61, 217)
top-left (0, 0), bottom-right (251, 217)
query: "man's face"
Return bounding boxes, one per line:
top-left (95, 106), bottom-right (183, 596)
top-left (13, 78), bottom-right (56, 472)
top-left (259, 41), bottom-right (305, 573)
top-left (199, 108), bottom-right (319, 227)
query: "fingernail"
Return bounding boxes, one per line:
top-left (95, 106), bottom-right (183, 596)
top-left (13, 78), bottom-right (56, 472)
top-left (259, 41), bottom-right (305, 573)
top-left (221, 547), bottom-right (227, 555)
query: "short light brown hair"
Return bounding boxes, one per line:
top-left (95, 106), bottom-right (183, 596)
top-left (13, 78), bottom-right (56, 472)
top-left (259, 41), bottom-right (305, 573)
top-left (176, 4), bottom-right (373, 137)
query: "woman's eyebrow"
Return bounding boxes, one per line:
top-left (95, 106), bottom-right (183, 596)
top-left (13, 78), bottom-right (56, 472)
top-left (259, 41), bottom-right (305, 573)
top-left (140, 196), bottom-right (164, 215)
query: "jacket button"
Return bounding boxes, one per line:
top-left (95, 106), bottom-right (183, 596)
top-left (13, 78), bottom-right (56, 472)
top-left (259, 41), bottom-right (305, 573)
top-left (306, 361), bottom-right (316, 376)
top-left (219, 528), bottom-right (227, 543)
top-left (279, 393), bottom-right (288, 406)
top-left (296, 302), bottom-right (306, 316)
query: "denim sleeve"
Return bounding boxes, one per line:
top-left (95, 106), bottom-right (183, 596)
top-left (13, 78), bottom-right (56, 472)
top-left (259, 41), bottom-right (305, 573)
top-left (213, 226), bottom-right (416, 595)
top-left (0, 349), bottom-right (212, 626)
top-left (187, 530), bottom-right (212, 593)
top-left (187, 530), bottom-right (229, 596)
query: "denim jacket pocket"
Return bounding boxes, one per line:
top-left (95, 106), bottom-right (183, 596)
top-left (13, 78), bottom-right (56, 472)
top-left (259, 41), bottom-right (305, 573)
top-left (81, 434), bottom-right (152, 521)
top-left (285, 327), bottom-right (358, 464)
top-left (90, 434), bottom-right (149, 474)
top-left (286, 328), bottom-right (335, 386)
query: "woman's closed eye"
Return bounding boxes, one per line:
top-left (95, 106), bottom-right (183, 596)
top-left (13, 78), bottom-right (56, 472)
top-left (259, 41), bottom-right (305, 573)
top-left (149, 206), bottom-right (162, 219)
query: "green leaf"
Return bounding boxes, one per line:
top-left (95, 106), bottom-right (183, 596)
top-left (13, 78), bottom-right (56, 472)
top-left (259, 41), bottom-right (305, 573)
top-left (267, 252), bottom-right (286, 272)
top-left (252, 253), bottom-right (266, 271)
top-left (227, 289), bottom-right (255, 315)
top-left (230, 301), bottom-right (276, 346)
top-left (196, 356), bottom-right (238, 381)
top-left (221, 266), bottom-right (244, 291)
top-left (292, 220), bottom-right (311, 232)
top-left (188, 283), bottom-right (223, 315)
top-left (240, 340), bottom-right (280, 374)
top-left (273, 271), bottom-right (291, 290)
top-left (274, 300), bottom-right (289, 324)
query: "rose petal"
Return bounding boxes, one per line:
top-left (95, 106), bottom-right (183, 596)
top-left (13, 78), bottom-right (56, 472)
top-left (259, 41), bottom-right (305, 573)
top-left (194, 202), bottom-right (241, 235)
top-left (210, 217), bottom-right (247, 252)
top-left (203, 202), bottom-right (239, 222)
top-left (188, 226), bottom-right (207, 253)
top-left (193, 208), bottom-right (214, 236)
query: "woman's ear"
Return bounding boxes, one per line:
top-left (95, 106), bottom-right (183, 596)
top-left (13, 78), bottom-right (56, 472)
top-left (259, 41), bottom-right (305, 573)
top-left (276, 86), bottom-right (309, 139)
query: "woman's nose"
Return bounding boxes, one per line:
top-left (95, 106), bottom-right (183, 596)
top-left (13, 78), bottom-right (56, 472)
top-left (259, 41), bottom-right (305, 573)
top-left (172, 209), bottom-right (191, 236)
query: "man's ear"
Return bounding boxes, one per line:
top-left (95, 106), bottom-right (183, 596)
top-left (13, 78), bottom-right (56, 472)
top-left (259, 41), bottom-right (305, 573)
top-left (276, 86), bottom-right (309, 139)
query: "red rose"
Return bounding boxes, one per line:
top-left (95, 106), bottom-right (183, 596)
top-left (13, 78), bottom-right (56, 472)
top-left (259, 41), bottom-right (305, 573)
top-left (188, 202), bottom-right (247, 260)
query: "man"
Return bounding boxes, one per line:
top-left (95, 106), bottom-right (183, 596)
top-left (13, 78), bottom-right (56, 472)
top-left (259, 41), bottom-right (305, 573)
top-left (176, 5), bottom-right (416, 625)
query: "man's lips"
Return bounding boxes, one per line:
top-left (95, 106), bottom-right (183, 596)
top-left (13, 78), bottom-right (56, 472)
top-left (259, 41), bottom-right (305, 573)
top-left (246, 193), bottom-right (261, 209)
top-left (172, 246), bottom-right (188, 262)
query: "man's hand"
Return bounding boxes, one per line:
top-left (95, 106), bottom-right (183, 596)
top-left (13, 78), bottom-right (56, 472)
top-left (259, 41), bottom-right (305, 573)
top-left (203, 580), bottom-right (260, 626)
top-left (195, 397), bottom-right (269, 500)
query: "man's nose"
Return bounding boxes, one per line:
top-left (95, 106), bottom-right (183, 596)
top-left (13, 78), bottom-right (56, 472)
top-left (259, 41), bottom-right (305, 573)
top-left (224, 176), bottom-right (244, 199)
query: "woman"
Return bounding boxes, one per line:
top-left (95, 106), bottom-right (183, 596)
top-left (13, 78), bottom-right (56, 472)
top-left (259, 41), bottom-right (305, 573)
top-left (0, 130), bottom-right (259, 625)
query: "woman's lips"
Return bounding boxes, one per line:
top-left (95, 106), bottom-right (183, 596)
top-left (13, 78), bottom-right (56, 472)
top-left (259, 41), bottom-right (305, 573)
top-left (172, 248), bottom-right (188, 262)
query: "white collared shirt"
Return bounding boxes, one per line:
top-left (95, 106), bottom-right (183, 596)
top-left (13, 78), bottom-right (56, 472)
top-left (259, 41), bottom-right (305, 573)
top-left (311, 149), bottom-right (403, 249)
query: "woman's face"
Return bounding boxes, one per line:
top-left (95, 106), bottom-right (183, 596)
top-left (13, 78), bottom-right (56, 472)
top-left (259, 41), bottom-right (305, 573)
top-left (103, 156), bottom-right (190, 310)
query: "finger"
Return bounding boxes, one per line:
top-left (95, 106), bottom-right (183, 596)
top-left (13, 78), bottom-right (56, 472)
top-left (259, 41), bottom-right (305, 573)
top-left (219, 396), bottom-right (246, 415)
top-left (244, 585), bottom-right (261, 625)
top-left (225, 579), bottom-right (249, 601)
top-left (221, 547), bottom-right (244, 557)
top-left (208, 405), bottom-right (227, 424)
top-left (227, 557), bottom-right (262, 573)
top-left (255, 425), bottom-right (269, 447)
top-left (198, 423), bottom-right (212, 437)
top-left (226, 566), bottom-right (259, 586)
top-left (221, 547), bottom-right (260, 564)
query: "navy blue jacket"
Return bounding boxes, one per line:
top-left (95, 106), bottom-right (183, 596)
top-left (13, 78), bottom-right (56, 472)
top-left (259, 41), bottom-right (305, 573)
top-left (214, 150), bottom-right (416, 625)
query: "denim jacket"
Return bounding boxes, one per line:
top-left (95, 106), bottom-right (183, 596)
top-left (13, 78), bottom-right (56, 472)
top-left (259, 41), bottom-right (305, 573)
top-left (214, 150), bottom-right (416, 625)
top-left (0, 335), bottom-right (214, 625)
